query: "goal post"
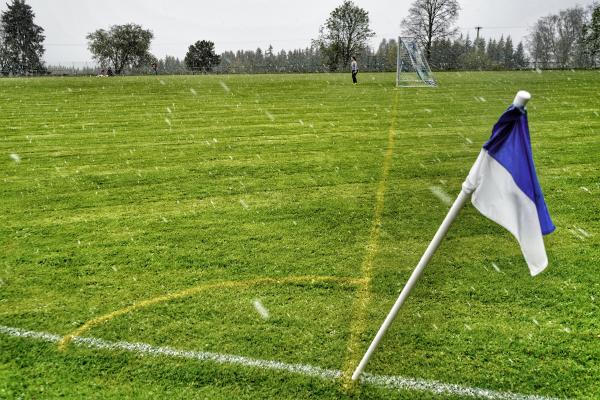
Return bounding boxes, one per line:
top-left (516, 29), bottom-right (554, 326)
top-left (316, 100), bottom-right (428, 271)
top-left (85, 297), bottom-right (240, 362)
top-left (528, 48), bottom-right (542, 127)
top-left (396, 37), bottom-right (436, 87)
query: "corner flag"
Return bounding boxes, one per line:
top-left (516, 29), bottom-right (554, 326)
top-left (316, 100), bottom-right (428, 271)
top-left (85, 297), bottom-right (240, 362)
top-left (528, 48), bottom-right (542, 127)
top-left (351, 91), bottom-right (555, 382)
top-left (463, 93), bottom-right (555, 276)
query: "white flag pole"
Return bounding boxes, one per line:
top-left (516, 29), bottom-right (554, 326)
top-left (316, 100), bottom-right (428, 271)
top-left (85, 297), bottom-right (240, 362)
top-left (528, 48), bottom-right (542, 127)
top-left (351, 189), bottom-right (469, 381)
top-left (351, 91), bottom-right (531, 382)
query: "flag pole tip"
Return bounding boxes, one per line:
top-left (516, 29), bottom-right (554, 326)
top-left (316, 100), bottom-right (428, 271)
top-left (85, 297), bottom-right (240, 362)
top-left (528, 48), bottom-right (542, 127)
top-left (513, 90), bottom-right (531, 107)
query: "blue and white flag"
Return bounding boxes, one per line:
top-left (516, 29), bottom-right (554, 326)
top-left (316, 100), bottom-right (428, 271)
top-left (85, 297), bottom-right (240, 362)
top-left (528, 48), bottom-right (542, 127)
top-left (463, 104), bottom-right (555, 276)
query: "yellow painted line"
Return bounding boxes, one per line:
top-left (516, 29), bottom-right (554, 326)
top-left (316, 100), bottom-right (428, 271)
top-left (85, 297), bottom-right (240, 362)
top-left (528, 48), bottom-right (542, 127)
top-left (341, 91), bottom-right (400, 388)
top-left (58, 275), bottom-right (367, 351)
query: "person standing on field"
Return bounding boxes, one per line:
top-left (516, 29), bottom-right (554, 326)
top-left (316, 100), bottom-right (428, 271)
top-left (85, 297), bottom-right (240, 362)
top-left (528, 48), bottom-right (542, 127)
top-left (351, 56), bottom-right (358, 84)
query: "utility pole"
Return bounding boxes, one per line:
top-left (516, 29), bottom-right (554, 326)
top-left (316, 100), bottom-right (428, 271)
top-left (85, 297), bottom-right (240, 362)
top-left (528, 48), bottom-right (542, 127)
top-left (475, 26), bottom-right (483, 40)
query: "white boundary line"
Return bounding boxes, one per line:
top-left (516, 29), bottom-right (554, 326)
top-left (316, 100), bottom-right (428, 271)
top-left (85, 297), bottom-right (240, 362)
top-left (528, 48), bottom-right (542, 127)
top-left (0, 325), bottom-right (560, 400)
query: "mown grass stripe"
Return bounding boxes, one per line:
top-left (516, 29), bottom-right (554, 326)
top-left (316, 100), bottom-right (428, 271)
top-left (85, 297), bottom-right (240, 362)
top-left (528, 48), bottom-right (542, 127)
top-left (341, 90), bottom-right (400, 385)
top-left (0, 325), bottom-right (559, 400)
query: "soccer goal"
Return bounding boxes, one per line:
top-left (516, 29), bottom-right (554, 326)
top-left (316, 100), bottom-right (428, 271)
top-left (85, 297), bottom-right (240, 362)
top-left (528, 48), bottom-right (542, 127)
top-left (396, 37), bottom-right (436, 87)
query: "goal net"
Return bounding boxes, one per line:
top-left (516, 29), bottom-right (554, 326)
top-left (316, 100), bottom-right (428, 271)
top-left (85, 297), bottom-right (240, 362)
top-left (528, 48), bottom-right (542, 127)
top-left (396, 37), bottom-right (436, 87)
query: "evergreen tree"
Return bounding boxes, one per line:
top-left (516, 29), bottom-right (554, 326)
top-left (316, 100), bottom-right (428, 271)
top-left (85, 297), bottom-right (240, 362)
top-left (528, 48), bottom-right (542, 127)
top-left (277, 49), bottom-right (287, 72)
top-left (496, 36), bottom-right (506, 66)
top-left (0, 25), bottom-right (7, 73)
top-left (0, 0), bottom-right (45, 75)
top-left (474, 36), bottom-right (486, 54)
top-left (217, 51), bottom-right (235, 73)
top-left (461, 35), bottom-right (474, 55)
top-left (461, 36), bottom-right (491, 70)
top-left (386, 38), bottom-right (398, 71)
top-left (514, 41), bottom-right (528, 68)
top-left (449, 36), bottom-right (466, 69)
top-left (504, 36), bottom-right (515, 69)
top-left (430, 38), bottom-right (453, 70)
top-left (184, 40), bottom-right (220, 73)
top-left (583, 5), bottom-right (600, 67)
top-left (159, 55), bottom-right (186, 74)
top-left (265, 44), bottom-right (275, 71)
top-left (376, 38), bottom-right (388, 71)
top-left (486, 38), bottom-right (497, 64)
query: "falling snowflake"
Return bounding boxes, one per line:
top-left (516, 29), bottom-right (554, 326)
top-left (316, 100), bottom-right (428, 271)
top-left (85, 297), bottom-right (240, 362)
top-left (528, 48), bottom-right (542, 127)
top-left (253, 299), bottom-right (270, 320)
top-left (219, 81), bottom-right (230, 93)
top-left (576, 227), bottom-right (591, 238)
top-left (428, 186), bottom-right (452, 206)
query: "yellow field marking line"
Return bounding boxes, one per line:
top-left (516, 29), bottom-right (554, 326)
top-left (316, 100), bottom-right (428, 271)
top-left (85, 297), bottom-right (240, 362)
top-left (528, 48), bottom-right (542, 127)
top-left (341, 91), bottom-right (400, 388)
top-left (58, 275), bottom-right (367, 351)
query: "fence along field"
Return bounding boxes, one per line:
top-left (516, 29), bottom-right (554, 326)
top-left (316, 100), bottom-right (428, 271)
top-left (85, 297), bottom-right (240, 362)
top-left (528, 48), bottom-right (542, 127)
top-left (0, 71), bottom-right (599, 399)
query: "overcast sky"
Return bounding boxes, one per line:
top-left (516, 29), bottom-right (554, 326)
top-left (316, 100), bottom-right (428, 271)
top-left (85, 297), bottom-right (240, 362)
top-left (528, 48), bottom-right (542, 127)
top-left (19, 0), bottom-right (595, 65)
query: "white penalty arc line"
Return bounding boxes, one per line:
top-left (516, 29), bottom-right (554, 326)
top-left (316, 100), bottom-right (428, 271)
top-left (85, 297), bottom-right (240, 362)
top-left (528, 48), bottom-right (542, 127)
top-left (0, 325), bottom-right (559, 400)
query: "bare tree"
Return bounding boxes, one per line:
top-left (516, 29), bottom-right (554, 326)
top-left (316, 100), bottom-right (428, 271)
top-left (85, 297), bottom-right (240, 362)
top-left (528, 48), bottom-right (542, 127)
top-left (556, 7), bottom-right (587, 66)
top-left (527, 6), bottom-right (589, 68)
top-left (528, 16), bottom-right (557, 68)
top-left (402, 0), bottom-right (460, 62)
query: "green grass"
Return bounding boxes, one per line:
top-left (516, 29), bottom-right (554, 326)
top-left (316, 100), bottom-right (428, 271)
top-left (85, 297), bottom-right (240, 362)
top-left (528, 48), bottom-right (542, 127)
top-left (1, 71), bottom-right (599, 399)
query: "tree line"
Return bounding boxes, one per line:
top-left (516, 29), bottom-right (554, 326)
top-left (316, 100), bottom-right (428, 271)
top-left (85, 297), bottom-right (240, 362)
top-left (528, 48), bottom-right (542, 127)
top-left (1, 0), bottom-right (600, 76)
top-left (147, 35), bottom-right (527, 75)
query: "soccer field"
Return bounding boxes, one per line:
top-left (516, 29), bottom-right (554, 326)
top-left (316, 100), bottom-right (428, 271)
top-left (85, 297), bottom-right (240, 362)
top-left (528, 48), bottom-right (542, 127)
top-left (1, 71), bottom-right (599, 399)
